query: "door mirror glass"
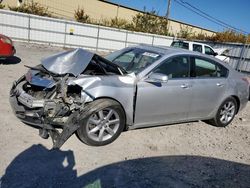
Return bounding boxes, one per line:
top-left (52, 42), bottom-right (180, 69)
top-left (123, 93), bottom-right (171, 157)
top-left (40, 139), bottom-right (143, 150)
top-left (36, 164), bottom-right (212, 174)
top-left (145, 73), bottom-right (168, 83)
top-left (206, 51), bottom-right (218, 56)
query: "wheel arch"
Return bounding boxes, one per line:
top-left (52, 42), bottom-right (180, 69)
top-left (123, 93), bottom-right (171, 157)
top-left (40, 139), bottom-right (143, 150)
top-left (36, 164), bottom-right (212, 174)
top-left (94, 96), bottom-right (128, 130)
top-left (231, 95), bottom-right (240, 114)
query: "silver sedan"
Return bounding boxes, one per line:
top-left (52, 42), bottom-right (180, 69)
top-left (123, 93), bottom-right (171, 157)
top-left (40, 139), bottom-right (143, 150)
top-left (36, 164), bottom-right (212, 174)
top-left (9, 45), bottom-right (249, 148)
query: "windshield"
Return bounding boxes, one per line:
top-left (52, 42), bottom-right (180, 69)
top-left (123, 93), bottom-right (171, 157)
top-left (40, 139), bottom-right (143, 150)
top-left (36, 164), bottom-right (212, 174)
top-left (171, 41), bottom-right (189, 50)
top-left (106, 48), bottom-right (161, 74)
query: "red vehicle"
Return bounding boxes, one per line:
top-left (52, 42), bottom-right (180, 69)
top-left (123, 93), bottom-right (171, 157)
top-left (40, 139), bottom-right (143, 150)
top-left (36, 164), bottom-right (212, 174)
top-left (0, 34), bottom-right (15, 58)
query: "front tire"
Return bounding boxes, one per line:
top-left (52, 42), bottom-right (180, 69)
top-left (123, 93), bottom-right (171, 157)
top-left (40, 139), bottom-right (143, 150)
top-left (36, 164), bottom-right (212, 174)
top-left (206, 97), bottom-right (237, 127)
top-left (77, 99), bottom-right (125, 146)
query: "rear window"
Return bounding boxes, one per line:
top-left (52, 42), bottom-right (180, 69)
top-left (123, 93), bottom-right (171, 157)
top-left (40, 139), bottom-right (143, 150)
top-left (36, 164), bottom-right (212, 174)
top-left (171, 41), bottom-right (189, 50)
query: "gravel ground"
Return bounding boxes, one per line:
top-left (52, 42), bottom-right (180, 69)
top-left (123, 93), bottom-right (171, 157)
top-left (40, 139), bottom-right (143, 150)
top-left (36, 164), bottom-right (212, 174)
top-left (0, 42), bottom-right (249, 188)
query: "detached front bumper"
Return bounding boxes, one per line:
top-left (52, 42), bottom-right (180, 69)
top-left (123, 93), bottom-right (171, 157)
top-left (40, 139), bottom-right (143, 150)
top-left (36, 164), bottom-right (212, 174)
top-left (9, 79), bottom-right (51, 129)
top-left (10, 95), bottom-right (41, 127)
top-left (9, 95), bottom-right (53, 129)
top-left (9, 80), bottom-right (81, 149)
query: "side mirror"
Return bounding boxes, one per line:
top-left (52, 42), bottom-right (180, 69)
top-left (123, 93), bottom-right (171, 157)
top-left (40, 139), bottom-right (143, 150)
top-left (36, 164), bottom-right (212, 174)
top-left (213, 52), bottom-right (218, 56)
top-left (206, 51), bottom-right (218, 56)
top-left (145, 73), bottom-right (168, 83)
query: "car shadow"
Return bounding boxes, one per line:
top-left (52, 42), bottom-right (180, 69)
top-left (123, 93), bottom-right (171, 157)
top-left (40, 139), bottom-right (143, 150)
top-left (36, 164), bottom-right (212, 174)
top-left (0, 56), bottom-right (21, 65)
top-left (0, 144), bottom-right (77, 188)
top-left (1, 144), bottom-right (250, 188)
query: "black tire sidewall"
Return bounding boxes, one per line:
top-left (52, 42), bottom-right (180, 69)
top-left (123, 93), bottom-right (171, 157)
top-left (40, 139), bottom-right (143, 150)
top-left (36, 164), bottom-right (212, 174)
top-left (77, 99), bottom-right (125, 146)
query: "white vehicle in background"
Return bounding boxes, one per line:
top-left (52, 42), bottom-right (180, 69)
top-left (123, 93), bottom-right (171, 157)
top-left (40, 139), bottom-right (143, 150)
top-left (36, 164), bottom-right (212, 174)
top-left (171, 40), bottom-right (230, 63)
top-left (213, 48), bottom-right (230, 62)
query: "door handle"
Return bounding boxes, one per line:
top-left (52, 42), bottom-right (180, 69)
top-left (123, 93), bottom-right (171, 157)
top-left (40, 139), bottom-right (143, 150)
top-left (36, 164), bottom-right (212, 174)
top-left (181, 84), bottom-right (190, 89)
top-left (216, 83), bottom-right (224, 87)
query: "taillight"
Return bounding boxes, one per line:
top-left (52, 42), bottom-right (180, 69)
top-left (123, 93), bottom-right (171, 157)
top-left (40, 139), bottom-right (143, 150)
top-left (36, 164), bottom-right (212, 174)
top-left (0, 36), bottom-right (12, 45)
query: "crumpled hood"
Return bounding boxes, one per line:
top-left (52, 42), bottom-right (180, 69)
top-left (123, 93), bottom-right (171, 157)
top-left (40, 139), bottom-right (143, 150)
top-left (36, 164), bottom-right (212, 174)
top-left (41, 48), bottom-right (94, 76)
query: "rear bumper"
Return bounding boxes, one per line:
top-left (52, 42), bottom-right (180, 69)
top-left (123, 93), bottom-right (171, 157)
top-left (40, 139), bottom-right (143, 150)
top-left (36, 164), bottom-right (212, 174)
top-left (11, 46), bottom-right (16, 56)
top-left (0, 46), bottom-right (15, 57)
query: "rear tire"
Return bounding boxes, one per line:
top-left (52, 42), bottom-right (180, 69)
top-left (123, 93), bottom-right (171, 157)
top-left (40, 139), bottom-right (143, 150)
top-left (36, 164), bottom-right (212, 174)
top-left (77, 99), bottom-right (125, 146)
top-left (206, 97), bottom-right (237, 127)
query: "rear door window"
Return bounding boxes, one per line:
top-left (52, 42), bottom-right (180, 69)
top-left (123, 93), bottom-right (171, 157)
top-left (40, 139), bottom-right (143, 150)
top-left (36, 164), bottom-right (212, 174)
top-left (171, 41), bottom-right (189, 50)
top-left (192, 57), bottom-right (228, 78)
top-left (205, 46), bottom-right (215, 55)
top-left (193, 44), bottom-right (202, 53)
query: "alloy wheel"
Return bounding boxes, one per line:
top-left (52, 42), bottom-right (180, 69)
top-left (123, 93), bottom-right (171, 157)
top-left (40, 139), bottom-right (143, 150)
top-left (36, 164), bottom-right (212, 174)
top-left (86, 108), bottom-right (120, 142)
top-left (219, 101), bottom-right (236, 124)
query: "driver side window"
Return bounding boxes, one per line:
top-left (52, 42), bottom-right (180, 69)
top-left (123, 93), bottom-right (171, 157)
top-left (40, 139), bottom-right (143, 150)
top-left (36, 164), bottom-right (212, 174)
top-left (205, 46), bottom-right (215, 55)
top-left (153, 56), bottom-right (190, 79)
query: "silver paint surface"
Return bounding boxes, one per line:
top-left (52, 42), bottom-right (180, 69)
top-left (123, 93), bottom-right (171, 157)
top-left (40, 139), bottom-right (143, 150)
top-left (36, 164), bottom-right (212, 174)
top-left (68, 75), bottom-right (136, 125)
top-left (12, 45), bottom-right (250, 129)
top-left (60, 45), bottom-right (249, 127)
top-left (41, 48), bottom-right (94, 76)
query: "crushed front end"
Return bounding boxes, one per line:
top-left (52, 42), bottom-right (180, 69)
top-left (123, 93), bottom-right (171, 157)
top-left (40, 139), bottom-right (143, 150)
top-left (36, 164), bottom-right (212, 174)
top-left (9, 48), bottom-right (126, 148)
top-left (9, 68), bottom-right (87, 149)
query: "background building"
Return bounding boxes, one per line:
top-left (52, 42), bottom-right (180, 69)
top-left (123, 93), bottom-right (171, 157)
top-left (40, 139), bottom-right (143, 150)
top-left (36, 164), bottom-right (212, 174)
top-left (2, 0), bottom-right (215, 36)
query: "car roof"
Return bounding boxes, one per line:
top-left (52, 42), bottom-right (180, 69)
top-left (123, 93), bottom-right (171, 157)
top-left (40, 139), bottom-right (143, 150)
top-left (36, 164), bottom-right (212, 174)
top-left (172, 40), bottom-right (212, 47)
top-left (132, 44), bottom-right (234, 71)
top-left (134, 44), bottom-right (201, 56)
